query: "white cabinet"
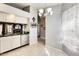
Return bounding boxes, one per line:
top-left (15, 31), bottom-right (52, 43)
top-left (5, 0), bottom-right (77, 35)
top-left (0, 35), bottom-right (20, 53)
top-left (6, 14), bottom-right (16, 22)
top-left (0, 12), bottom-right (28, 24)
top-left (12, 35), bottom-right (21, 48)
top-left (0, 36), bottom-right (13, 53)
top-left (15, 16), bottom-right (21, 23)
top-left (21, 34), bottom-right (29, 46)
top-left (0, 12), bottom-right (16, 23)
top-left (0, 12), bottom-right (7, 22)
top-left (16, 16), bottom-right (28, 24)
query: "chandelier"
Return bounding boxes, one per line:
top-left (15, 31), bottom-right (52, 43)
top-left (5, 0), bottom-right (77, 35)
top-left (38, 8), bottom-right (53, 17)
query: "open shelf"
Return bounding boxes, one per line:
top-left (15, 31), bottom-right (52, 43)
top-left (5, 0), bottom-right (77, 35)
top-left (0, 21), bottom-right (29, 37)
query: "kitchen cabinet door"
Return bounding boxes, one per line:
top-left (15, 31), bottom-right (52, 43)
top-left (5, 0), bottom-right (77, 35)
top-left (0, 12), bottom-right (6, 22)
top-left (16, 16), bottom-right (28, 24)
top-left (0, 37), bottom-right (13, 53)
top-left (15, 16), bottom-right (22, 23)
top-left (21, 35), bottom-right (29, 46)
top-left (6, 14), bottom-right (16, 22)
top-left (12, 35), bottom-right (21, 48)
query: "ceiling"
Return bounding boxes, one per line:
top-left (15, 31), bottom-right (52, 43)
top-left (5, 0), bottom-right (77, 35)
top-left (6, 3), bottom-right (61, 9)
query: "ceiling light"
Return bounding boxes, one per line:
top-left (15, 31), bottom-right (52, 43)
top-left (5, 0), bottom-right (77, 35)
top-left (38, 8), bottom-right (53, 17)
top-left (49, 11), bottom-right (53, 15)
top-left (39, 13), bottom-right (42, 17)
top-left (47, 8), bottom-right (52, 13)
top-left (39, 9), bottom-right (44, 14)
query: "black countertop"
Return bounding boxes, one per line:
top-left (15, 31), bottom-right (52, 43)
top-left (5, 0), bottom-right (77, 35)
top-left (0, 32), bottom-right (29, 37)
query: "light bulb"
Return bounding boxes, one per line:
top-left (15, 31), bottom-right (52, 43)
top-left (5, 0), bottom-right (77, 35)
top-left (49, 11), bottom-right (53, 15)
top-left (47, 8), bottom-right (52, 13)
top-left (39, 13), bottom-right (42, 17)
top-left (39, 9), bottom-right (44, 14)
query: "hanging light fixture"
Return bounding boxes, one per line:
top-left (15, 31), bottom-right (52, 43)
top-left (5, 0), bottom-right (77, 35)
top-left (38, 9), bottom-right (44, 17)
top-left (46, 8), bottom-right (53, 15)
top-left (38, 8), bottom-right (53, 17)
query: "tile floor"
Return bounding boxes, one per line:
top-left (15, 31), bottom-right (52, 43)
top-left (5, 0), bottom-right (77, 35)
top-left (0, 39), bottom-right (67, 56)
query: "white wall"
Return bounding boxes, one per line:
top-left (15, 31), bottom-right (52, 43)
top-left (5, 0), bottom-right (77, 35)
top-left (62, 3), bottom-right (76, 13)
top-left (46, 5), bottom-right (62, 49)
top-left (46, 3), bottom-right (77, 49)
top-left (29, 7), bottom-right (38, 45)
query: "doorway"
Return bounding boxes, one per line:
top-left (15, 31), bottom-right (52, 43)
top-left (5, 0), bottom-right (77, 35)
top-left (37, 15), bottom-right (45, 45)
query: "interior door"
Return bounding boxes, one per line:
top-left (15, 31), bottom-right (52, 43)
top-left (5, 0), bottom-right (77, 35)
top-left (40, 16), bottom-right (45, 40)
